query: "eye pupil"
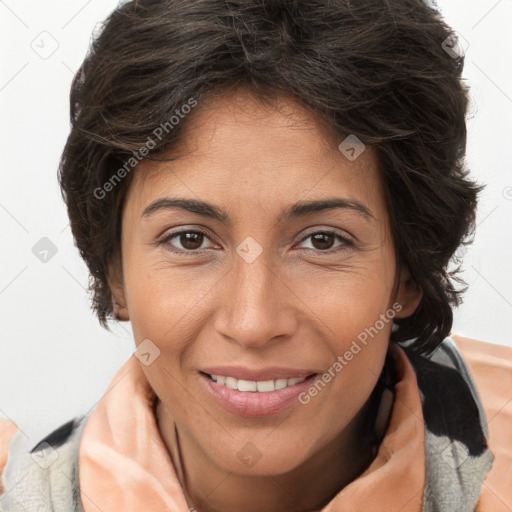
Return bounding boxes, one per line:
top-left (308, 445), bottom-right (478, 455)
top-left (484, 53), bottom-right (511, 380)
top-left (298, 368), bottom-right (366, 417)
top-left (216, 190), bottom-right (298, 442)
top-left (311, 233), bottom-right (334, 250)
top-left (181, 232), bottom-right (203, 250)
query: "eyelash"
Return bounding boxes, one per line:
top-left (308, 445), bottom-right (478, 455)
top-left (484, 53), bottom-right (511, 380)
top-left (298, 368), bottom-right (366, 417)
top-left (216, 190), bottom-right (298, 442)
top-left (158, 228), bottom-right (354, 256)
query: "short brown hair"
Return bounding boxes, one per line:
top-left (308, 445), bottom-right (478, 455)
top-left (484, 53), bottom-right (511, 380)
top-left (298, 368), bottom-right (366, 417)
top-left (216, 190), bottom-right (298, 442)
top-left (58, 0), bottom-right (482, 355)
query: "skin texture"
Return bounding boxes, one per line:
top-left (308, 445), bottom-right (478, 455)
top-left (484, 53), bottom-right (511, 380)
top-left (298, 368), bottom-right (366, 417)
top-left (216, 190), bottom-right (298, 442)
top-left (109, 87), bottom-right (422, 512)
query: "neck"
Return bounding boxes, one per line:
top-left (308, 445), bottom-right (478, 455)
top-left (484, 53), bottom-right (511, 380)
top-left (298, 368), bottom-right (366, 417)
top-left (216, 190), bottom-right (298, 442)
top-left (156, 376), bottom-right (387, 512)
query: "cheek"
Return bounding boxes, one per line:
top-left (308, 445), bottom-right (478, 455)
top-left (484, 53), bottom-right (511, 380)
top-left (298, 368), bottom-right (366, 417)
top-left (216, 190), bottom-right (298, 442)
top-left (299, 307), bottom-right (392, 444)
top-left (292, 255), bottom-right (396, 428)
top-left (123, 247), bottom-right (219, 344)
top-left (318, 341), bottom-right (389, 444)
top-left (293, 254), bottom-right (396, 340)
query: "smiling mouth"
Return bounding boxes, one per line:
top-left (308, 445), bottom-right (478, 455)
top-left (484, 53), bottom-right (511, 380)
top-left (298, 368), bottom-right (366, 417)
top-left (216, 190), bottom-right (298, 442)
top-left (201, 371), bottom-right (317, 392)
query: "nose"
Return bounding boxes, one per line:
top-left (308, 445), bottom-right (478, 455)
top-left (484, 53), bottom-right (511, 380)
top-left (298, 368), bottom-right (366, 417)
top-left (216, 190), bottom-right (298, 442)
top-left (214, 246), bottom-right (298, 349)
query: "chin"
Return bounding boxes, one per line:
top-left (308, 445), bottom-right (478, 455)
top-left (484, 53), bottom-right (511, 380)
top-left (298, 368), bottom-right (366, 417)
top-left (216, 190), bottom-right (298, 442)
top-left (201, 431), bottom-right (313, 476)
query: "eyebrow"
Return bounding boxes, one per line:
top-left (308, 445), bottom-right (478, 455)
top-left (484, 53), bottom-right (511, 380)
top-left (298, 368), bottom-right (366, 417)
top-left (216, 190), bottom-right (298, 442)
top-left (141, 197), bottom-right (375, 223)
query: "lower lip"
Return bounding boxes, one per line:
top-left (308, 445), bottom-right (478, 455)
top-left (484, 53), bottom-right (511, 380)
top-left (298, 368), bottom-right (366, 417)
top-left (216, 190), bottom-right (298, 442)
top-left (199, 372), bottom-right (317, 417)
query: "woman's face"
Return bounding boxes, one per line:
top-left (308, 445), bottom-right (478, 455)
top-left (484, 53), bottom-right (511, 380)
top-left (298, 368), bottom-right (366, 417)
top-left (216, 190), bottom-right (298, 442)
top-left (112, 88), bottom-right (419, 476)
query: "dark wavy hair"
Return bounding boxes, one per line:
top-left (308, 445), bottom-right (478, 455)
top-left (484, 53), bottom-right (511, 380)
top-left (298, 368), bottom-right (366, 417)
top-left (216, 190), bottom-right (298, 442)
top-left (58, 0), bottom-right (482, 355)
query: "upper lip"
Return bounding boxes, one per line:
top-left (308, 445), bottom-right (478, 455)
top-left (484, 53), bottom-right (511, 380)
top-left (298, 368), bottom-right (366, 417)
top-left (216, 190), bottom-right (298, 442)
top-left (200, 366), bottom-right (317, 381)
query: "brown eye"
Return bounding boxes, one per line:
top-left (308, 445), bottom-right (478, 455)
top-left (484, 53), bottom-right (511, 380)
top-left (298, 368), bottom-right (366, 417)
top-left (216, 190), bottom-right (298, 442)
top-left (297, 231), bottom-right (354, 253)
top-left (310, 233), bottom-right (336, 250)
top-left (180, 232), bottom-right (204, 250)
top-left (160, 229), bottom-right (214, 253)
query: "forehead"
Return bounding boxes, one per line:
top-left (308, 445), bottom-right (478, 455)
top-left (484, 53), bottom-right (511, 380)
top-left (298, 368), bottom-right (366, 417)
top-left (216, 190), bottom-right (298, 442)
top-left (124, 88), bottom-right (386, 220)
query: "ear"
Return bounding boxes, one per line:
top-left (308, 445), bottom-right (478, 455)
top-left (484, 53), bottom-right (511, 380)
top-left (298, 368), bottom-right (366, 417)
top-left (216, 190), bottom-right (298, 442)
top-left (107, 254), bottom-right (129, 322)
top-left (394, 266), bottom-right (422, 318)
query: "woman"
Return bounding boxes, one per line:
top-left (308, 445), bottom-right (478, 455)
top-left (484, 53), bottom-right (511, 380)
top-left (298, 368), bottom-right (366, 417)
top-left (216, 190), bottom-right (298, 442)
top-left (1, 0), bottom-right (511, 511)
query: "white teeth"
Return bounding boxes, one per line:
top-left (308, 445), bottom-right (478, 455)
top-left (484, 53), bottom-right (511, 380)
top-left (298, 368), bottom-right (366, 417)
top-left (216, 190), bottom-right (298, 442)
top-left (275, 379), bottom-right (288, 390)
top-left (209, 374), bottom-right (307, 392)
top-left (237, 379), bottom-right (257, 392)
top-left (225, 376), bottom-right (238, 390)
top-left (256, 380), bottom-right (275, 392)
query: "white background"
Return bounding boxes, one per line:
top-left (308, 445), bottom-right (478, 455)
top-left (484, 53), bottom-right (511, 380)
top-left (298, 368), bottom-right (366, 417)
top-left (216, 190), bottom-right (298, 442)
top-left (1, 0), bottom-right (511, 439)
